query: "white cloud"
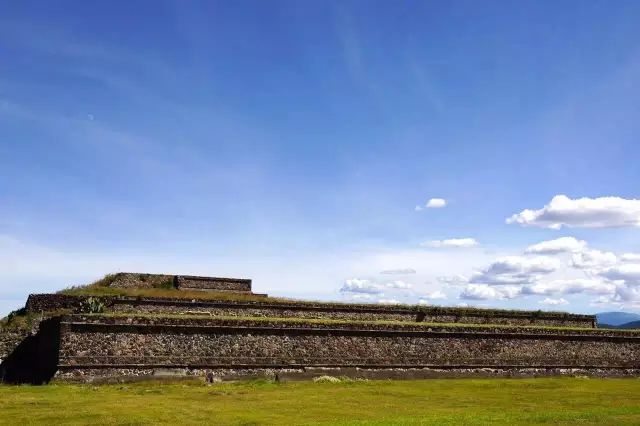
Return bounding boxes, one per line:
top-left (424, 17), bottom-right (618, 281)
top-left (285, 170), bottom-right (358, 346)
top-left (380, 268), bottom-right (416, 275)
top-left (590, 295), bottom-right (616, 306)
top-left (421, 238), bottom-right (479, 248)
top-left (540, 297), bottom-right (569, 306)
top-left (418, 299), bottom-right (430, 305)
top-left (460, 284), bottom-right (521, 300)
top-left (385, 280), bottom-right (413, 290)
top-left (507, 195), bottom-right (640, 229)
top-left (470, 256), bottom-right (559, 285)
top-left (378, 299), bottom-right (400, 305)
top-left (600, 264), bottom-right (640, 286)
top-left (437, 275), bottom-right (469, 287)
top-left (621, 253), bottom-right (640, 262)
top-left (613, 285), bottom-right (640, 302)
top-left (423, 290), bottom-right (447, 300)
top-left (340, 278), bottom-right (383, 294)
top-left (591, 286), bottom-right (640, 310)
top-left (525, 237), bottom-right (617, 273)
top-left (523, 279), bottom-right (615, 296)
top-left (571, 249), bottom-right (617, 271)
top-left (525, 237), bottom-right (587, 254)
top-left (426, 198), bottom-right (447, 208)
top-left (349, 294), bottom-right (374, 301)
top-left (416, 198), bottom-right (447, 211)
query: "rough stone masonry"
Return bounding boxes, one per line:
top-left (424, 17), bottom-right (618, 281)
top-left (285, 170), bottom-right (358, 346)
top-left (1, 272), bottom-right (638, 384)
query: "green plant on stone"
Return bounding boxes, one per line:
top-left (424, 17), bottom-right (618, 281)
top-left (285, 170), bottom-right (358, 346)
top-left (80, 297), bottom-right (105, 314)
top-left (153, 277), bottom-right (175, 290)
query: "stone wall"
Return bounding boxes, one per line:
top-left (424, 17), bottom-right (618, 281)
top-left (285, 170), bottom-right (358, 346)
top-left (175, 276), bottom-right (252, 292)
top-left (55, 366), bottom-right (640, 383)
top-left (109, 273), bottom-right (175, 289)
top-left (108, 299), bottom-right (595, 328)
top-left (56, 316), bottom-right (640, 379)
top-left (26, 294), bottom-right (97, 313)
top-left (109, 303), bottom-right (414, 322)
top-left (0, 329), bottom-right (29, 364)
top-left (107, 273), bottom-right (252, 292)
top-left (108, 304), bottom-right (595, 327)
top-left (59, 315), bottom-right (628, 336)
top-left (26, 294), bottom-right (596, 328)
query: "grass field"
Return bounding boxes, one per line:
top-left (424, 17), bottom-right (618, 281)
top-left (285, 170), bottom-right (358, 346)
top-left (1, 378), bottom-right (640, 425)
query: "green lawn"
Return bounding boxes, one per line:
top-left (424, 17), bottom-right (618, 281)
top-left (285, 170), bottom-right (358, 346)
top-left (1, 378), bottom-right (640, 425)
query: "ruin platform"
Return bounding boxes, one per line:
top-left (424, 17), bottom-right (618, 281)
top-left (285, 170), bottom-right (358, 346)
top-left (1, 272), bottom-right (636, 384)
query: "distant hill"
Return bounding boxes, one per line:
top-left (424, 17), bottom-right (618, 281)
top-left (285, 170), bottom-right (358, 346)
top-left (598, 320), bottom-right (640, 329)
top-left (596, 312), bottom-right (640, 327)
top-left (616, 320), bottom-right (640, 329)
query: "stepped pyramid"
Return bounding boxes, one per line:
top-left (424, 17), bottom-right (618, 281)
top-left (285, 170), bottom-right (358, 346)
top-left (2, 272), bottom-right (639, 384)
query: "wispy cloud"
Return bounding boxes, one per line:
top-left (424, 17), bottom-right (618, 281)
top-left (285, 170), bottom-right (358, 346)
top-left (469, 256), bottom-right (560, 285)
top-left (385, 280), bottom-right (412, 290)
top-left (422, 238), bottom-right (479, 248)
top-left (377, 298), bottom-right (400, 305)
top-left (380, 268), bottom-right (416, 275)
top-left (540, 297), bottom-right (569, 306)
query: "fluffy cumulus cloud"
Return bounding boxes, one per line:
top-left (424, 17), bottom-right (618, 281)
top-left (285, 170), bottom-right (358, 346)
top-left (612, 286), bottom-right (640, 304)
top-left (416, 198), bottom-right (447, 211)
top-left (335, 225), bottom-right (640, 310)
top-left (426, 198), bottom-right (447, 208)
top-left (380, 268), bottom-right (416, 275)
top-left (469, 256), bottom-right (559, 285)
top-left (378, 299), bottom-right (400, 305)
top-left (571, 249), bottom-right (617, 271)
top-left (507, 195), bottom-right (640, 229)
top-left (453, 234), bottom-right (640, 309)
top-left (540, 297), bottom-right (569, 306)
top-left (421, 238), bottom-right (479, 248)
top-left (525, 237), bottom-right (617, 272)
top-left (340, 278), bottom-right (383, 294)
top-left (460, 284), bottom-right (521, 300)
top-left (599, 264), bottom-right (640, 286)
top-left (525, 237), bottom-right (587, 254)
top-left (523, 279), bottom-right (615, 296)
top-left (385, 280), bottom-right (413, 290)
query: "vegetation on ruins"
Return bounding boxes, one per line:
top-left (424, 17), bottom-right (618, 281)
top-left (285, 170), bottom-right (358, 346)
top-left (57, 273), bottom-right (585, 319)
top-left (0, 311), bottom-right (28, 333)
top-left (1, 271), bottom-right (597, 338)
top-left (78, 297), bottom-right (105, 314)
top-left (2, 378), bottom-right (640, 425)
top-left (59, 284), bottom-right (284, 303)
top-left (0, 308), bottom-right (71, 332)
top-left (81, 312), bottom-right (640, 334)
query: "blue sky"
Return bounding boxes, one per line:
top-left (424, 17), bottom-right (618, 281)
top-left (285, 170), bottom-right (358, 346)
top-left (2, 1), bottom-right (640, 316)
